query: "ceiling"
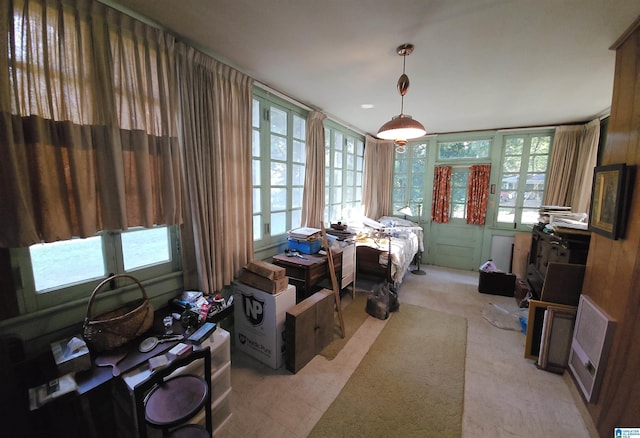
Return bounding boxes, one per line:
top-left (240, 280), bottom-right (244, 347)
top-left (106, 0), bottom-right (640, 137)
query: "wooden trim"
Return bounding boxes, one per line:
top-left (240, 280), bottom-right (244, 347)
top-left (609, 15), bottom-right (640, 50)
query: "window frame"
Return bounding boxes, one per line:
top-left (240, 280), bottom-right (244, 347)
top-left (10, 226), bottom-right (181, 314)
top-left (495, 131), bottom-right (553, 229)
top-left (252, 88), bottom-right (308, 250)
top-left (392, 141), bottom-right (430, 221)
top-left (324, 121), bottom-right (364, 224)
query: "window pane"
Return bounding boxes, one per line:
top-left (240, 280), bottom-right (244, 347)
top-left (292, 187), bottom-right (303, 209)
top-left (293, 115), bottom-right (305, 139)
top-left (503, 155), bottom-right (521, 172)
top-left (252, 99), bottom-right (260, 128)
top-left (270, 162), bottom-right (286, 185)
top-left (253, 215), bottom-right (262, 240)
top-left (497, 207), bottom-right (515, 223)
top-left (292, 140), bottom-right (305, 163)
top-left (292, 163), bottom-right (305, 185)
top-left (529, 155), bottom-right (548, 172)
top-left (335, 133), bottom-right (343, 150)
top-left (122, 228), bottom-right (170, 271)
top-left (333, 169), bottom-right (342, 185)
top-left (438, 140), bottom-right (490, 159)
top-left (30, 237), bottom-right (104, 292)
top-left (270, 188), bottom-right (287, 210)
top-left (530, 136), bottom-right (551, 154)
top-left (332, 187), bottom-right (343, 204)
top-left (291, 209), bottom-right (302, 229)
top-left (252, 130), bottom-right (261, 156)
top-left (505, 137), bottom-right (524, 155)
top-left (270, 135), bottom-right (287, 161)
top-left (334, 151), bottom-right (343, 168)
top-left (253, 188), bottom-right (261, 214)
top-left (451, 203), bottom-right (466, 218)
top-left (271, 107), bottom-right (287, 135)
top-left (522, 208), bottom-right (540, 224)
top-left (271, 212), bottom-right (287, 235)
top-left (252, 159), bottom-right (261, 185)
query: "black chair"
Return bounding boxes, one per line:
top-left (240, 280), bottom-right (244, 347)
top-left (133, 347), bottom-right (212, 438)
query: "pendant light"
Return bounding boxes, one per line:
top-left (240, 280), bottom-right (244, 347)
top-left (377, 43), bottom-right (426, 146)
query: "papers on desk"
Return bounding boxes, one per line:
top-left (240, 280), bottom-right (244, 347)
top-left (29, 373), bottom-right (78, 410)
top-left (288, 227), bottom-right (322, 240)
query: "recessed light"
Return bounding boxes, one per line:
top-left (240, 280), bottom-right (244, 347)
top-left (361, 104), bottom-right (374, 109)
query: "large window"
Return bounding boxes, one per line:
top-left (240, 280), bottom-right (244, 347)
top-left (13, 226), bottom-right (180, 313)
top-left (324, 122), bottom-right (364, 223)
top-left (497, 133), bottom-right (552, 226)
top-left (392, 142), bottom-right (428, 220)
top-left (252, 90), bottom-right (307, 249)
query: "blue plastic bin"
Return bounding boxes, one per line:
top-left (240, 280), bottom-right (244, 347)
top-left (288, 237), bottom-right (321, 254)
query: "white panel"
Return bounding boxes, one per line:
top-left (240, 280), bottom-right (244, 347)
top-left (490, 235), bottom-right (515, 272)
top-left (568, 295), bottom-right (615, 402)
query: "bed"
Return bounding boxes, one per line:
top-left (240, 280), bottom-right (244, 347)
top-left (353, 216), bottom-right (423, 287)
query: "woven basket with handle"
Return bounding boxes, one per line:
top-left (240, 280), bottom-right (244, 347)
top-left (83, 274), bottom-right (154, 353)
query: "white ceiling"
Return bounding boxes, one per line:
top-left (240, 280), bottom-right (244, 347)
top-left (106, 0), bottom-right (640, 137)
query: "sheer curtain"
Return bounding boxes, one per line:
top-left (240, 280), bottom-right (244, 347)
top-left (431, 166), bottom-right (452, 223)
top-left (545, 120), bottom-right (600, 212)
top-left (301, 111), bottom-right (327, 228)
top-left (0, 0), bottom-right (182, 248)
top-left (177, 46), bottom-right (254, 293)
top-left (362, 135), bottom-right (394, 219)
top-left (466, 164), bottom-right (491, 224)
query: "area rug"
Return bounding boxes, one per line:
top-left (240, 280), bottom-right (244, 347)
top-left (319, 291), bottom-right (369, 360)
top-left (309, 304), bottom-right (467, 437)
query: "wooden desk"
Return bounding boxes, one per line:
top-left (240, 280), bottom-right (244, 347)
top-left (272, 252), bottom-right (341, 302)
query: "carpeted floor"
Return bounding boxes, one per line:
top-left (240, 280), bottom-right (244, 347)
top-left (320, 291), bottom-right (370, 360)
top-left (309, 303), bottom-right (468, 437)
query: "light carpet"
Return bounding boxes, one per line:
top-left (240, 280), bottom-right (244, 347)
top-left (319, 291), bottom-right (370, 360)
top-left (309, 303), bottom-right (467, 437)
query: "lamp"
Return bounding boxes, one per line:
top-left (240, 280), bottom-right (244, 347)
top-left (377, 44), bottom-right (427, 147)
top-left (398, 205), bottom-right (413, 219)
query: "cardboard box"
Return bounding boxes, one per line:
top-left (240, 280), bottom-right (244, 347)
top-left (233, 281), bottom-right (296, 369)
top-left (238, 269), bottom-right (288, 294)
top-left (51, 336), bottom-right (91, 376)
top-left (244, 260), bottom-right (286, 280)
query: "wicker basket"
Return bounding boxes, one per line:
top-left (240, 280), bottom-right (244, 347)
top-left (83, 274), bottom-right (154, 353)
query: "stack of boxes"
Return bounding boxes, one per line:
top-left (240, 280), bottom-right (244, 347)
top-left (234, 260), bottom-right (296, 369)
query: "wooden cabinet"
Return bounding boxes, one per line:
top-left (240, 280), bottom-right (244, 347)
top-left (526, 224), bottom-right (590, 300)
top-left (285, 289), bottom-right (335, 373)
top-left (273, 252), bottom-right (341, 302)
top-left (340, 241), bottom-right (356, 290)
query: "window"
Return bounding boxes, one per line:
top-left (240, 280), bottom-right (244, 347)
top-left (392, 142), bottom-right (428, 219)
top-left (439, 140), bottom-right (490, 160)
top-left (252, 90), bottom-right (307, 249)
top-left (450, 167), bottom-right (470, 219)
top-left (324, 122), bottom-right (364, 223)
top-left (14, 226), bottom-right (180, 313)
top-left (497, 133), bottom-right (552, 226)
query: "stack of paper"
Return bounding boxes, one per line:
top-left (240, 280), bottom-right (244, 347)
top-left (288, 227), bottom-right (321, 240)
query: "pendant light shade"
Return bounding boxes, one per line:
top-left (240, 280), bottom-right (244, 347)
top-left (377, 44), bottom-right (426, 145)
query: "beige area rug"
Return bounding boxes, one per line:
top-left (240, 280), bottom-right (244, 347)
top-left (309, 303), bottom-right (467, 438)
top-left (319, 291), bottom-right (370, 360)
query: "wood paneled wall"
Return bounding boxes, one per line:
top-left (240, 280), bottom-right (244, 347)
top-left (581, 17), bottom-right (640, 436)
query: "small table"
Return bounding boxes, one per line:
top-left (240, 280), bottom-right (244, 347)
top-left (272, 252), bottom-right (341, 302)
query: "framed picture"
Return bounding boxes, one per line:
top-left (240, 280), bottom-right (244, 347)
top-left (537, 306), bottom-right (577, 374)
top-left (589, 163), bottom-right (631, 240)
top-left (524, 300), bottom-right (577, 361)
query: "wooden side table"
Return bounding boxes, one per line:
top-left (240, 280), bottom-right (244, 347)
top-left (272, 252), bottom-right (341, 302)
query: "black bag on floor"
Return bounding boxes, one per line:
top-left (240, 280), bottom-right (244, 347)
top-left (366, 283), bottom-right (399, 320)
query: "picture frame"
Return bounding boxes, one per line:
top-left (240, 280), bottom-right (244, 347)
top-left (537, 305), bottom-right (577, 374)
top-left (588, 163), bottom-right (630, 240)
top-left (524, 300), bottom-right (577, 361)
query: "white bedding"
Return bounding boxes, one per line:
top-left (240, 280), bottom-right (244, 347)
top-left (354, 216), bottom-right (423, 284)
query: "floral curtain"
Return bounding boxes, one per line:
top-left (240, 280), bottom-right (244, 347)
top-left (431, 166), bottom-right (452, 223)
top-left (0, 0), bottom-right (182, 248)
top-left (466, 164), bottom-right (491, 224)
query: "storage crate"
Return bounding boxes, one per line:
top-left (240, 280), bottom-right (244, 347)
top-left (287, 237), bottom-right (321, 255)
top-left (478, 271), bottom-right (516, 296)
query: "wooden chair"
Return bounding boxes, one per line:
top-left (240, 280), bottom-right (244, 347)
top-left (133, 347), bottom-right (212, 438)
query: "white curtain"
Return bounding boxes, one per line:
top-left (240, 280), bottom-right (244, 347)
top-left (571, 119), bottom-right (600, 213)
top-left (0, 0), bottom-right (182, 248)
top-left (177, 46), bottom-right (254, 293)
top-left (545, 120), bottom-right (600, 212)
top-left (362, 135), bottom-right (394, 219)
top-left (301, 111), bottom-right (327, 228)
